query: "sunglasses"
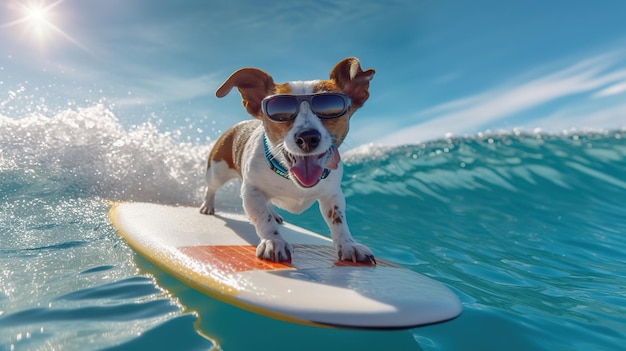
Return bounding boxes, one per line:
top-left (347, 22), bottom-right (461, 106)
top-left (261, 93), bottom-right (352, 122)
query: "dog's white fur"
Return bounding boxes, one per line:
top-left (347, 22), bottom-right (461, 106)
top-left (200, 57), bottom-right (375, 263)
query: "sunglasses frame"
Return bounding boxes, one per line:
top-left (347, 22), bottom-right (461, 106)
top-left (261, 92), bottom-right (352, 122)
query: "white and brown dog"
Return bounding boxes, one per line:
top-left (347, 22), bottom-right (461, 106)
top-left (200, 57), bottom-right (375, 264)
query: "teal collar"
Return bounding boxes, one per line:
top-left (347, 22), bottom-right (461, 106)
top-left (263, 134), bottom-right (332, 181)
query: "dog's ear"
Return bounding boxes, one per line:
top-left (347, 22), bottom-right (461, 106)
top-left (216, 68), bottom-right (276, 117)
top-left (330, 57), bottom-right (375, 109)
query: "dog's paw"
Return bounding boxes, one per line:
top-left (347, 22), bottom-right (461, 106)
top-left (199, 203), bottom-right (214, 215)
top-left (256, 238), bottom-right (293, 262)
top-left (337, 240), bottom-right (376, 264)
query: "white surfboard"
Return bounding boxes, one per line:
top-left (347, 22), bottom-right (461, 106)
top-left (108, 202), bottom-right (462, 329)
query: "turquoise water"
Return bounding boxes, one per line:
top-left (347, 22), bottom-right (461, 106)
top-left (1, 105), bottom-right (625, 350)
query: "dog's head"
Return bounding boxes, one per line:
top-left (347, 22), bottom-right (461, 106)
top-left (216, 57), bottom-right (375, 188)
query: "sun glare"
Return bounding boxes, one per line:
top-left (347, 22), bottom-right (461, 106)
top-left (2, 0), bottom-right (88, 51)
top-left (25, 3), bottom-right (52, 40)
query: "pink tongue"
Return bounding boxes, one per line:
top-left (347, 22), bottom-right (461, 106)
top-left (290, 156), bottom-right (323, 187)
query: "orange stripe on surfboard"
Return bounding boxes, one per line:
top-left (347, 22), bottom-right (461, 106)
top-left (178, 244), bottom-right (389, 274)
top-left (179, 245), bottom-right (293, 273)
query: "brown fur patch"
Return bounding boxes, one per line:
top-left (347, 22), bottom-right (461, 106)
top-left (274, 83), bottom-right (293, 94)
top-left (327, 205), bottom-right (343, 225)
top-left (313, 80), bottom-right (352, 147)
top-left (329, 58), bottom-right (375, 109)
top-left (208, 120), bottom-right (260, 174)
top-left (314, 80), bottom-right (341, 93)
top-left (215, 68), bottom-right (276, 118)
top-left (263, 83), bottom-right (295, 145)
top-left (321, 115), bottom-right (351, 147)
top-left (264, 120), bottom-right (294, 147)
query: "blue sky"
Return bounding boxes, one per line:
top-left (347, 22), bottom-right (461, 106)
top-left (2, 0), bottom-right (626, 147)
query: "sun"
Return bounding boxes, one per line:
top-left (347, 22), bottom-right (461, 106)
top-left (2, 0), bottom-right (58, 41)
top-left (1, 0), bottom-right (87, 51)
top-left (24, 2), bottom-right (54, 40)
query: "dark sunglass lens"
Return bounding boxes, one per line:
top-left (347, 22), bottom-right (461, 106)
top-left (311, 94), bottom-right (347, 118)
top-left (266, 97), bottom-right (298, 121)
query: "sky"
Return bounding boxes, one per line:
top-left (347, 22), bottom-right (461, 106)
top-left (2, 0), bottom-right (626, 148)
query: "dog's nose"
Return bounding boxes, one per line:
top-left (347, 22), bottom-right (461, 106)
top-left (295, 129), bottom-right (321, 152)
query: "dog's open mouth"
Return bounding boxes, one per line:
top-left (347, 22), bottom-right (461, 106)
top-left (284, 147), bottom-right (340, 188)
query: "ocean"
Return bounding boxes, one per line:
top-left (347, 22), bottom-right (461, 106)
top-left (1, 104), bottom-right (625, 350)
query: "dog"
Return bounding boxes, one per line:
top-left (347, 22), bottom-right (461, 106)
top-left (200, 57), bottom-right (375, 264)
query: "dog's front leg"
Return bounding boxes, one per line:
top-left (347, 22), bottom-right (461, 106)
top-left (319, 194), bottom-right (376, 264)
top-left (242, 181), bottom-right (292, 262)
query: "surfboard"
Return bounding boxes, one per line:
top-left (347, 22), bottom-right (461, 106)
top-left (108, 202), bottom-right (462, 329)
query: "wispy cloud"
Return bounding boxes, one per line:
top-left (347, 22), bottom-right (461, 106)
top-left (375, 51), bottom-right (626, 146)
top-left (593, 81), bottom-right (626, 97)
top-left (112, 73), bottom-right (219, 107)
top-left (539, 102), bottom-right (626, 132)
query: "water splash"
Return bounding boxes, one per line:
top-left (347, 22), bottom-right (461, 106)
top-left (0, 104), bottom-right (222, 205)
